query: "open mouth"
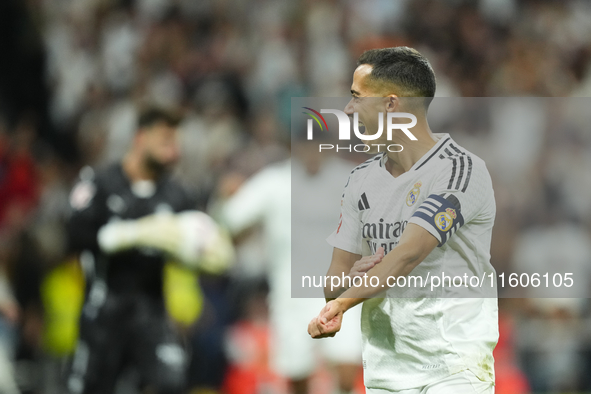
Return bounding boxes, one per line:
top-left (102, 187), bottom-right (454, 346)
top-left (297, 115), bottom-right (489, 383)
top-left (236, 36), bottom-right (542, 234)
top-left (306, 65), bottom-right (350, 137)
top-left (357, 120), bottom-right (366, 134)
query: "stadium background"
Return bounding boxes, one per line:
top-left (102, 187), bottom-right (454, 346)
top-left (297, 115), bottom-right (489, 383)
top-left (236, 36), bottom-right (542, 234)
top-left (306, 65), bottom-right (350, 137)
top-left (0, 0), bottom-right (591, 393)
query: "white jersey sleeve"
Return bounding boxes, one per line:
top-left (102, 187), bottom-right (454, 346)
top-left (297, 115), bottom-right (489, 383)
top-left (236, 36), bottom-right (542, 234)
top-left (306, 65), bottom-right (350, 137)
top-left (326, 165), bottom-right (369, 255)
top-left (409, 154), bottom-right (494, 246)
top-left (222, 168), bottom-right (274, 235)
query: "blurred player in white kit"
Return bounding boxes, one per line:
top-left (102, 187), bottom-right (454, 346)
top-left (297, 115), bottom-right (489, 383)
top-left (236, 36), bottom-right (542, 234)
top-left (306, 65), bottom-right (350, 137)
top-left (221, 138), bottom-right (363, 394)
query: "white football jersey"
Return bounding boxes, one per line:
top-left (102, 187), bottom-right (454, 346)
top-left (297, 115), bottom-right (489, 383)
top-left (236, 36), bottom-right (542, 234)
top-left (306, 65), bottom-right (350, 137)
top-left (222, 159), bottom-right (292, 293)
top-left (327, 134), bottom-right (498, 391)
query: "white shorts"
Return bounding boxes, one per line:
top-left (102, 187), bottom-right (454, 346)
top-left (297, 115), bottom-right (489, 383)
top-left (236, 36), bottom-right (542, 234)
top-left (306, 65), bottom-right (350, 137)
top-left (365, 370), bottom-right (494, 394)
top-left (269, 296), bottom-right (362, 379)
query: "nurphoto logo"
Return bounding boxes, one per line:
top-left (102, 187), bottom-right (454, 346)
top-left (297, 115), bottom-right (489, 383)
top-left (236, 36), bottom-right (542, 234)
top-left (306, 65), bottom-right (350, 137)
top-left (302, 107), bottom-right (418, 153)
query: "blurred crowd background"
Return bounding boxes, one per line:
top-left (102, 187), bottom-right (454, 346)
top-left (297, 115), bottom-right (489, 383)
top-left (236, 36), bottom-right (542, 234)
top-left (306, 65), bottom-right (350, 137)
top-left (1, 0), bottom-right (591, 393)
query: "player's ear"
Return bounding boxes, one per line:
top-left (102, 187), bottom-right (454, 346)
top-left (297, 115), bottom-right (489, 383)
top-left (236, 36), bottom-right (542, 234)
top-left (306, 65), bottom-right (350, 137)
top-left (385, 95), bottom-right (400, 112)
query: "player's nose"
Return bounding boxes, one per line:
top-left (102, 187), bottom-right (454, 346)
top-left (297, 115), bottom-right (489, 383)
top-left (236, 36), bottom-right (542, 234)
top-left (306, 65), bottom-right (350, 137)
top-left (344, 98), bottom-right (355, 115)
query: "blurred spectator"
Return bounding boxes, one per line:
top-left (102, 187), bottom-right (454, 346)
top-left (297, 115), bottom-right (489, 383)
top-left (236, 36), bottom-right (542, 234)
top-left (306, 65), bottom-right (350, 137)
top-left (0, 269), bottom-right (20, 394)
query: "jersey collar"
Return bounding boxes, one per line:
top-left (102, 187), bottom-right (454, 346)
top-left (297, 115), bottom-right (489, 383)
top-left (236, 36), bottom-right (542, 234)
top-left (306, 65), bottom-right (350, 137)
top-left (378, 133), bottom-right (452, 172)
top-left (412, 133), bottom-right (452, 171)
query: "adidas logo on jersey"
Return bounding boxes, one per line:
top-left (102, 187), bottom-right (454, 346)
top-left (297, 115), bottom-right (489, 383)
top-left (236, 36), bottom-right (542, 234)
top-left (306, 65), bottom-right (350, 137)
top-left (358, 193), bottom-right (370, 210)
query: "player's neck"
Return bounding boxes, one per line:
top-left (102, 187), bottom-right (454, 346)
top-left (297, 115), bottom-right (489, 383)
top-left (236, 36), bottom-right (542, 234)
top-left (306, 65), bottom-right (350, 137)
top-left (384, 122), bottom-right (437, 178)
top-left (122, 151), bottom-right (157, 182)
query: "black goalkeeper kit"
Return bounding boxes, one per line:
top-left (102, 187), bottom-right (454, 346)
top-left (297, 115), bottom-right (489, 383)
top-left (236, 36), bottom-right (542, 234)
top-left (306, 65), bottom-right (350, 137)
top-left (66, 163), bottom-right (195, 394)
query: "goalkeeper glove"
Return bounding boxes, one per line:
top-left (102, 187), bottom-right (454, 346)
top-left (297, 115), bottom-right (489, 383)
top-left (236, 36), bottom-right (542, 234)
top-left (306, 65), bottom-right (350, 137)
top-left (97, 211), bottom-right (234, 273)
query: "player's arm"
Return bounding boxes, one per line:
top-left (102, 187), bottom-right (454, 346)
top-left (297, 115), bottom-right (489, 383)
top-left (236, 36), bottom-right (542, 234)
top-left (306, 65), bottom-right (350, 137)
top-left (323, 172), bottom-right (389, 300)
top-left (324, 247), bottom-right (385, 301)
top-left (324, 248), bottom-right (360, 301)
top-left (309, 223), bottom-right (438, 338)
top-left (323, 170), bottom-right (367, 289)
top-left (98, 211), bottom-right (234, 273)
top-left (338, 223), bottom-right (437, 304)
top-left (217, 169), bottom-right (274, 236)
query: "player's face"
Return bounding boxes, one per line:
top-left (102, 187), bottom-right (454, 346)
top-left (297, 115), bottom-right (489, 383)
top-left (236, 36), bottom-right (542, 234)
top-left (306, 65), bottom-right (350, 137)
top-left (344, 65), bottom-right (393, 152)
top-left (140, 122), bottom-right (181, 174)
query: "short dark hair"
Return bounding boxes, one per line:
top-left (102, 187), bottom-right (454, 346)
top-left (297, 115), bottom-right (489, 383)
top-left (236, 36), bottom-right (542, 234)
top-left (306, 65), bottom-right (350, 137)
top-left (137, 106), bottom-right (182, 130)
top-left (357, 46), bottom-right (436, 109)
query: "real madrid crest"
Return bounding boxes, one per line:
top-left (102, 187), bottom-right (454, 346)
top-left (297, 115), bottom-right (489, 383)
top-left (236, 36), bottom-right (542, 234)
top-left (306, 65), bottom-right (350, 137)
top-left (434, 208), bottom-right (456, 232)
top-left (406, 181), bottom-right (422, 206)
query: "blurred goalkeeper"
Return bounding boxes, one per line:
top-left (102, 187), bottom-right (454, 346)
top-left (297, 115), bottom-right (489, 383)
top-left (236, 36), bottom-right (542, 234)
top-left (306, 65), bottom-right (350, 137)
top-left (65, 106), bottom-right (233, 394)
